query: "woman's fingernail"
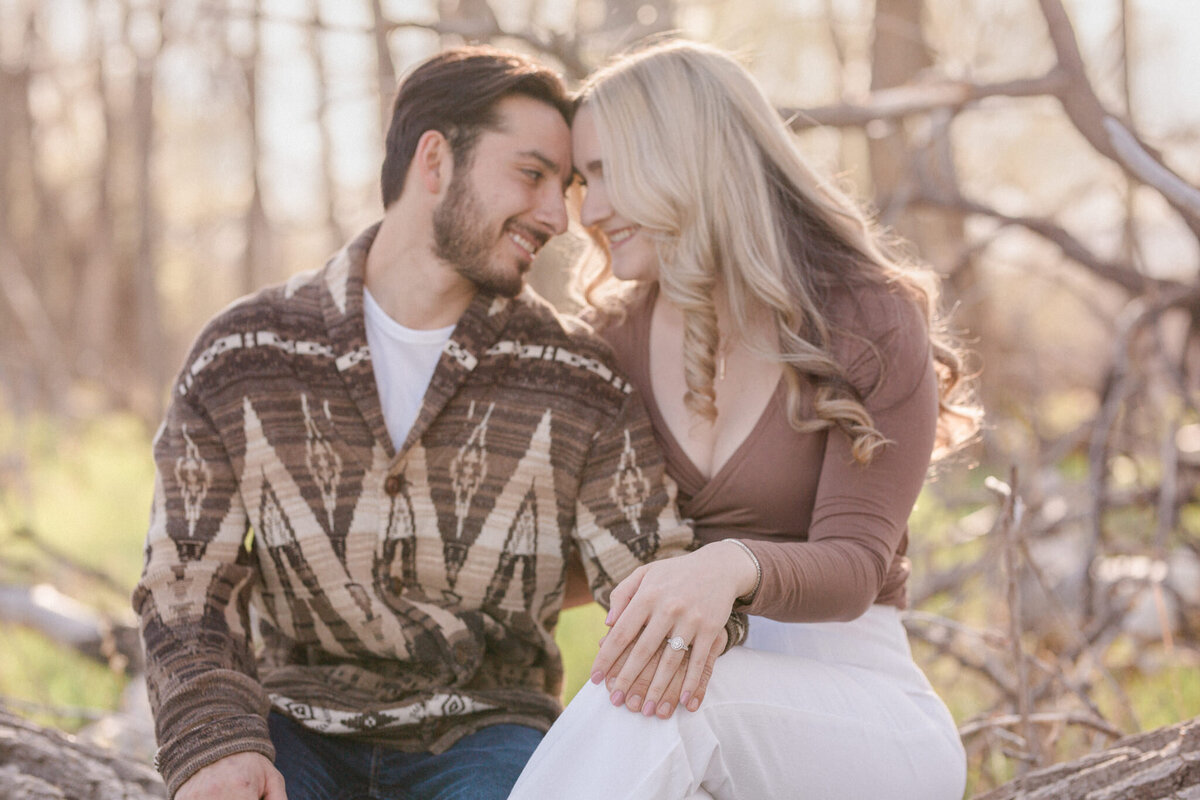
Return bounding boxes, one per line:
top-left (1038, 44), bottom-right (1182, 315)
top-left (687, 697), bottom-right (701, 712)
top-left (680, 691), bottom-right (691, 707)
top-left (610, 690), bottom-right (625, 706)
top-left (641, 700), bottom-right (657, 717)
top-left (628, 694), bottom-right (642, 711)
top-left (590, 670), bottom-right (605, 685)
top-left (658, 703), bottom-right (672, 718)
top-left (605, 610), bottom-right (614, 625)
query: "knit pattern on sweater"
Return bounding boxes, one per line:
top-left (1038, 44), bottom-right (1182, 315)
top-left (132, 224), bottom-right (692, 796)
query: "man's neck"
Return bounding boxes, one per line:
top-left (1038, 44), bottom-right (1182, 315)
top-left (364, 208), bottom-right (478, 330)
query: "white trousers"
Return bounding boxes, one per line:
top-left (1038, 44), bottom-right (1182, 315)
top-left (509, 606), bottom-right (966, 800)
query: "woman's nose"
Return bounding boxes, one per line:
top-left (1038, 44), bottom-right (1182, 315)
top-left (580, 183), bottom-right (611, 228)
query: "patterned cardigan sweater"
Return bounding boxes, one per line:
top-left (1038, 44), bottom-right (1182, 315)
top-left (133, 224), bottom-right (693, 797)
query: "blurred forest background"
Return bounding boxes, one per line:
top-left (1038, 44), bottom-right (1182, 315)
top-left (2, 0), bottom-right (1199, 796)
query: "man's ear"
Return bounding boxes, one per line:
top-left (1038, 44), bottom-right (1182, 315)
top-left (413, 130), bottom-right (453, 195)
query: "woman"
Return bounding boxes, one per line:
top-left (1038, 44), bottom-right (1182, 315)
top-left (510, 40), bottom-right (980, 799)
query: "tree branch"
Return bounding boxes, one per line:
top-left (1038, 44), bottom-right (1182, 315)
top-left (1035, 0), bottom-right (1200, 235)
top-left (783, 70), bottom-right (1070, 130)
top-left (912, 188), bottom-right (1169, 296)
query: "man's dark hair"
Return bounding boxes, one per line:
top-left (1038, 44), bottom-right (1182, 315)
top-left (380, 46), bottom-right (573, 207)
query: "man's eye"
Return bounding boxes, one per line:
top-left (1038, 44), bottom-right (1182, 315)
top-left (522, 169), bottom-right (544, 181)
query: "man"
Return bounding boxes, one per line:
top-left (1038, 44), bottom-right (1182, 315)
top-left (133, 47), bottom-right (695, 800)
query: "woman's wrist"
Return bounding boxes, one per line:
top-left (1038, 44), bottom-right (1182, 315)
top-left (714, 538), bottom-right (761, 606)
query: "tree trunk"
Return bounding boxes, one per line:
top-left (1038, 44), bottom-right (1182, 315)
top-left (869, 0), bottom-right (964, 269)
top-left (74, 0), bottom-right (122, 397)
top-left (972, 716), bottom-right (1200, 800)
top-left (869, 0), bottom-right (988, 416)
top-left (369, 0), bottom-right (396, 136)
top-left (130, 1), bottom-right (167, 420)
top-left (307, 0), bottom-right (346, 254)
top-left (0, 710), bottom-right (164, 800)
top-left (239, 0), bottom-right (273, 296)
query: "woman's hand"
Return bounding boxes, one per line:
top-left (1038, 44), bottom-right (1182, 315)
top-left (590, 540), bottom-right (757, 714)
top-left (600, 624), bottom-right (728, 717)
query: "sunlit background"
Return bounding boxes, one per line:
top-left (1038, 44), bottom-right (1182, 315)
top-left (2, 1), bottom-right (1199, 795)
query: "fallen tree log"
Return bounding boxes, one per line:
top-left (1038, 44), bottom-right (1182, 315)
top-left (1, 705), bottom-right (1195, 799)
top-left (0, 709), bottom-right (164, 800)
top-left (973, 716), bottom-right (1200, 799)
top-left (0, 583), bottom-right (142, 675)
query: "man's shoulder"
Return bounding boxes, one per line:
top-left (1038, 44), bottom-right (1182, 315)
top-left (506, 287), bottom-right (615, 362)
top-left (497, 288), bottom-right (637, 406)
top-left (173, 262), bottom-right (344, 399)
top-left (189, 274), bottom-right (324, 350)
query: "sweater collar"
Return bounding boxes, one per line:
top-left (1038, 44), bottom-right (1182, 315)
top-left (319, 222), bottom-right (518, 464)
top-left (392, 288), bottom-right (516, 462)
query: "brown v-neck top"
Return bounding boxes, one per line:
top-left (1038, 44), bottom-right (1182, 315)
top-left (600, 282), bottom-right (939, 622)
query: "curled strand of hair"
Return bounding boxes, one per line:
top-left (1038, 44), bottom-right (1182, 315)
top-left (930, 336), bottom-right (982, 460)
top-left (680, 305), bottom-right (720, 422)
top-left (660, 234), bottom-right (721, 423)
top-left (814, 388), bottom-right (890, 464)
top-left (775, 336), bottom-right (889, 466)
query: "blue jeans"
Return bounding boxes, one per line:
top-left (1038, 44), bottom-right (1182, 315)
top-left (268, 712), bottom-right (543, 800)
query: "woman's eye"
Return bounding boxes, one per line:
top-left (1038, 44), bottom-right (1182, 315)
top-left (522, 169), bottom-right (544, 182)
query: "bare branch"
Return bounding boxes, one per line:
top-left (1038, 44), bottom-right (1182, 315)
top-left (194, 0), bottom-right (589, 80)
top-left (912, 189), bottom-right (1167, 296)
top-left (959, 711), bottom-right (1123, 741)
top-left (1104, 117), bottom-right (1200, 219)
top-left (1035, 0), bottom-right (1200, 234)
top-left (0, 583), bottom-right (141, 673)
top-left (994, 467), bottom-right (1038, 771)
top-left (387, 19), bottom-right (588, 80)
top-left (783, 70), bottom-right (1069, 130)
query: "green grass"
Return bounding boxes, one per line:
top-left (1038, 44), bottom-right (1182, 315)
top-left (1, 411), bottom-right (154, 729)
top-left (555, 602), bottom-right (609, 702)
top-left (1, 411), bottom-right (154, 598)
top-left (0, 623), bottom-right (128, 730)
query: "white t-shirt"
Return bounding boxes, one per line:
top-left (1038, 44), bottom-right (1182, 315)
top-left (363, 288), bottom-right (456, 452)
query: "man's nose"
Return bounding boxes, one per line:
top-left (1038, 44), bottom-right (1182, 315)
top-left (534, 188), bottom-right (569, 236)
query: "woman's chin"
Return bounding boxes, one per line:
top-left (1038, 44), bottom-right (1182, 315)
top-left (610, 261), bottom-right (657, 283)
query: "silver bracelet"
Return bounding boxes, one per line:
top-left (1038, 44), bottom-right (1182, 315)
top-left (725, 538), bottom-right (762, 606)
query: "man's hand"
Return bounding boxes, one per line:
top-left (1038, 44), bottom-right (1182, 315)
top-left (175, 752), bottom-right (286, 800)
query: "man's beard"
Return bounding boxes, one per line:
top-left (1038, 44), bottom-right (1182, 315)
top-left (432, 169), bottom-right (525, 297)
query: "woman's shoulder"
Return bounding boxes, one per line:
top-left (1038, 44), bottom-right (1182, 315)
top-left (824, 281), bottom-right (933, 406)
top-left (825, 280), bottom-right (927, 338)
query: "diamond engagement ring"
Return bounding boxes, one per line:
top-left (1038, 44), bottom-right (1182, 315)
top-left (666, 635), bottom-right (690, 652)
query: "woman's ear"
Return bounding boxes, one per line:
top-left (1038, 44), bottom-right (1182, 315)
top-left (413, 129), bottom-right (453, 195)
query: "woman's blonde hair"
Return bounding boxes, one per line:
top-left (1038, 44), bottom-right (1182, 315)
top-left (574, 39), bottom-right (979, 463)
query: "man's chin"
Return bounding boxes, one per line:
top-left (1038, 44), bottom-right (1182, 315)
top-left (452, 247), bottom-right (535, 297)
top-left (491, 280), bottom-right (524, 298)
top-left (473, 271), bottom-right (525, 298)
